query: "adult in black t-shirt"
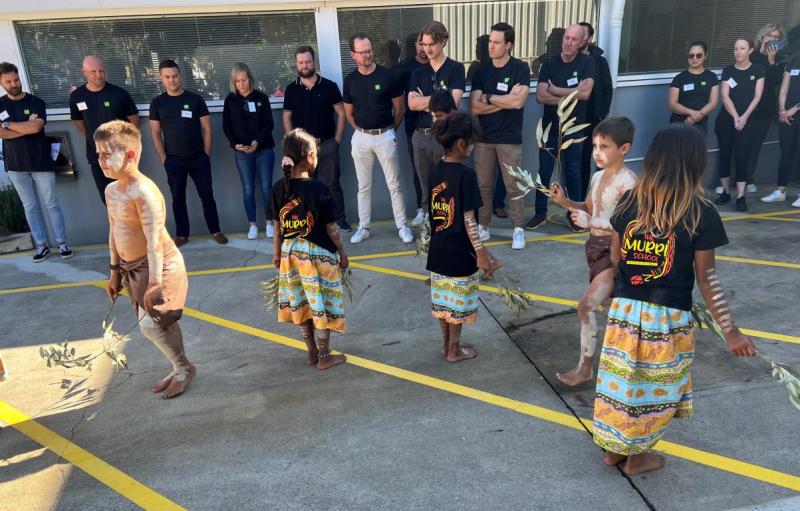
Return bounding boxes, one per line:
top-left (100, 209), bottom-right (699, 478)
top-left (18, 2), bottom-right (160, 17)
top-left (149, 60), bottom-right (226, 246)
top-left (469, 22), bottom-right (531, 245)
top-left (763, 55), bottom-right (800, 205)
top-left (69, 55), bottom-right (139, 204)
top-left (408, 22), bottom-right (466, 214)
top-left (342, 33), bottom-right (413, 245)
top-left (223, 62), bottom-right (276, 240)
top-left (283, 46), bottom-right (348, 231)
top-left (714, 39), bottom-right (765, 211)
top-left (0, 62), bottom-right (71, 260)
top-left (668, 41), bottom-right (720, 134)
top-left (534, 24), bottom-right (595, 230)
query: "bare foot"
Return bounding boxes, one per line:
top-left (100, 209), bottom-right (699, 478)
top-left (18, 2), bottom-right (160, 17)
top-left (441, 342), bottom-right (473, 357)
top-left (305, 350), bottom-right (319, 366)
top-left (161, 364), bottom-right (196, 399)
top-left (152, 373), bottom-right (174, 393)
top-left (623, 453), bottom-right (666, 476)
top-left (447, 345), bottom-right (477, 362)
top-left (603, 451), bottom-right (628, 466)
top-left (317, 353), bottom-right (346, 370)
top-left (555, 364), bottom-right (594, 386)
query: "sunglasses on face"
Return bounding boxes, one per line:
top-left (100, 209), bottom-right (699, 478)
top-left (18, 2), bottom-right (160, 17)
top-left (688, 53), bottom-right (704, 59)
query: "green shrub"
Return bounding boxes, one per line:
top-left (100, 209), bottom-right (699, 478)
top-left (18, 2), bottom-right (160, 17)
top-left (0, 184), bottom-right (28, 233)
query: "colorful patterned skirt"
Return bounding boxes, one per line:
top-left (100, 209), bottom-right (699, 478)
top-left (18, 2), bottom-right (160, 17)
top-left (278, 238), bottom-right (346, 333)
top-left (431, 271), bottom-right (480, 324)
top-left (593, 297), bottom-right (695, 455)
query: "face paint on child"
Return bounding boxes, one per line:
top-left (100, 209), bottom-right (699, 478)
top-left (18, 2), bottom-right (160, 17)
top-left (96, 141), bottom-right (128, 179)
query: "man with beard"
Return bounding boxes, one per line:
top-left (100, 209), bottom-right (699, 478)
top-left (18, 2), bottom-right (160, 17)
top-left (283, 46), bottom-right (350, 231)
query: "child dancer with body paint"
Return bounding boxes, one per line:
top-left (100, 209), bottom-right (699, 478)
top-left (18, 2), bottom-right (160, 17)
top-left (592, 124), bottom-right (756, 475)
top-left (427, 111), bottom-right (500, 362)
top-left (270, 128), bottom-right (348, 370)
top-left (551, 117), bottom-right (638, 386)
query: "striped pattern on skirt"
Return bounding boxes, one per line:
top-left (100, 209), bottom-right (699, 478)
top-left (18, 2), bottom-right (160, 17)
top-left (431, 271), bottom-right (480, 324)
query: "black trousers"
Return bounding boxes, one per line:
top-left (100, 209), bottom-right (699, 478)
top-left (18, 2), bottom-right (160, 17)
top-left (777, 121), bottom-right (800, 187)
top-left (90, 161), bottom-right (114, 205)
top-left (404, 131), bottom-right (423, 209)
top-left (745, 116), bottom-right (773, 184)
top-left (715, 113), bottom-right (757, 183)
top-left (314, 138), bottom-right (346, 222)
top-left (164, 154), bottom-right (221, 237)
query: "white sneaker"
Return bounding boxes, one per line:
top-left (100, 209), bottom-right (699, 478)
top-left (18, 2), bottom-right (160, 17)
top-left (266, 224), bottom-right (274, 238)
top-left (478, 225), bottom-right (490, 242)
top-left (511, 227), bottom-right (525, 250)
top-left (714, 186), bottom-right (724, 194)
top-left (760, 190), bottom-right (786, 203)
top-left (350, 226), bottom-right (370, 243)
top-left (399, 225), bottom-right (414, 243)
top-left (746, 184), bottom-right (758, 193)
top-left (411, 208), bottom-right (425, 227)
top-left (247, 225), bottom-right (258, 239)
top-left (792, 194), bottom-right (800, 208)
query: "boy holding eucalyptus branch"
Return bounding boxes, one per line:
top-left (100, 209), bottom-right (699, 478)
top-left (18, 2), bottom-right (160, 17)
top-left (98, 120), bottom-right (195, 399)
top-left (551, 117), bottom-right (638, 386)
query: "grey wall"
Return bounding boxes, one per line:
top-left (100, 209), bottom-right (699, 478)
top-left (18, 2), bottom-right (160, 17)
top-left (37, 82), bottom-right (792, 246)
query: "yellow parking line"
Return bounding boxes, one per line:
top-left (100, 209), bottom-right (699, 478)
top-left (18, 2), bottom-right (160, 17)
top-left (0, 400), bottom-right (185, 510)
top-left (752, 216), bottom-right (800, 223)
top-left (722, 209), bottom-right (800, 222)
top-left (178, 306), bottom-right (800, 493)
top-left (0, 281), bottom-right (101, 295)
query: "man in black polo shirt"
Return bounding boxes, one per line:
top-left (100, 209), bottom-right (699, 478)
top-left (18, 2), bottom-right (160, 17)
top-left (0, 62), bottom-right (72, 262)
top-left (69, 55), bottom-right (139, 204)
top-left (408, 21), bottom-right (466, 212)
top-left (343, 32), bottom-right (413, 245)
top-left (470, 22), bottom-right (531, 250)
top-left (393, 32), bottom-right (428, 227)
top-left (149, 59), bottom-right (227, 247)
top-left (283, 46), bottom-right (350, 232)
top-left (533, 23), bottom-right (595, 231)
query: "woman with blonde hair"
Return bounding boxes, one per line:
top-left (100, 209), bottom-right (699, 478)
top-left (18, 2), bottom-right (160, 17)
top-left (223, 63), bottom-right (276, 239)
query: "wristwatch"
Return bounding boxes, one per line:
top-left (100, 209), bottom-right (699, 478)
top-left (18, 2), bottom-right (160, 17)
top-left (485, 94), bottom-right (493, 104)
top-left (1, 121), bottom-right (8, 129)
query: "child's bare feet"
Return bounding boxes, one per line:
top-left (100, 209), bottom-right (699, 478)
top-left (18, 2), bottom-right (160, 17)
top-left (556, 363), bottom-right (594, 386)
top-left (447, 344), bottom-right (477, 362)
top-left (153, 373), bottom-right (174, 393)
top-left (161, 364), bottom-right (196, 399)
top-left (603, 451), bottom-right (627, 466)
top-left (306, 350), bottom-right (319, 366)
top-left (441, 342), bottom-right (473, 357)
top-left (623, 452), bottom-right (665, 475)
top-left (317, 353), bottom-right (346, 370)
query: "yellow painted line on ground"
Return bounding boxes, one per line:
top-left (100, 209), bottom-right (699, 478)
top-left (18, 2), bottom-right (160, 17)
top-left (0, 280), bottom-right (102, 295)
top-left (753, 216), bottom-right (800, 223)
top-left (178, 306), bottom-right (800, 493)
top-left (722, 209), bottom-right (800, 222)
top-left (0, 400), bottom-right (185, 510)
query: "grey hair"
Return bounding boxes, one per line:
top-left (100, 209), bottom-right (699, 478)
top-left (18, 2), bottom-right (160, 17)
top-left (755, 23), bottom-right (783, 45)
top-left (230, 62), bottom-right (255, 94)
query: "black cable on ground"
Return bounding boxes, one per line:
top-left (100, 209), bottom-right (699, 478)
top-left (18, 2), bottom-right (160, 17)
top-left (479, 297), bottom-right (658, 511)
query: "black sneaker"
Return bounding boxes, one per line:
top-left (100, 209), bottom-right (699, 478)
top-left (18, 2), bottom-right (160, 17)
top-left (58, 243), bottom-right (74, 260)
top-left (736, 196), bottom-right (748, 211)
top-left (715, 191), bottom-right (730, 205)
top-left (525, 215), bottom-right (547, 230)
top-left (33, 246), bottom-right (50, 263)
top-left (337, 220), bottom-right (352, 232)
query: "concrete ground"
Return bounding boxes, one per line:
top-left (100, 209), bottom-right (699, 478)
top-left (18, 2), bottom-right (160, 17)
top-left (1, 193), bottom-right (799, 511)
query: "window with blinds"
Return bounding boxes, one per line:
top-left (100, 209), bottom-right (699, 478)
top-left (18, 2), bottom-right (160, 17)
top-left (619, 0), bottom-right (800, 74)
top-left (14, 12), bottom-right (317, 109)
top-left (336, 0), bottom-right (598, 83)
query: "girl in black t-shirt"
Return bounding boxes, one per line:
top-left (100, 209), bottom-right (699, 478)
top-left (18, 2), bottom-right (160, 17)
top-left (427, 112), bottom-right (500, 362)
top-left (269, 128), bottom-right (349, 370)
top-left (668, 41), bottom-right (719, 134)
top-left (715, 38), bottom-right (765, 211)
top-left (593, 125), bottom-right (756, 476)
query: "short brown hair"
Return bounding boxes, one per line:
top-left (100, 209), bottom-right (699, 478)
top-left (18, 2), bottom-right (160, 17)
top-left (295, 46), bottom-right (315, 59)
top-left (349, 32), bottom-right (371, 52)
top-left (93, 120), bottom-right (142, 159)
top-left (421, 21), bottom-right (448, 44)
top-left (593, 117), bottom-right (635, 147)
top-left (0, 62), bottom-right (19, 76)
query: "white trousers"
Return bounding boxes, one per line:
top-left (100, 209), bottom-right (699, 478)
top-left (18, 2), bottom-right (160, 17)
top-left (350, 129), bottom-right (407, 229)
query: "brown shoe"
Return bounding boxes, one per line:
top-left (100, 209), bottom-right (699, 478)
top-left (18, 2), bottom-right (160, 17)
top-left (212, 232), bottom-right (228, 244)
top-left (174, 236), bottom-right (189, 247)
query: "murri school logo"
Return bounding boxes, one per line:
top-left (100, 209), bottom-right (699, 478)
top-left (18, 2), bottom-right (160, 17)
top-left (279, 197), bottom-right (314, 238)
top-left (620, 220), bottom-right (676, 285)
top-left (430, 181), bottom-right (455, 232)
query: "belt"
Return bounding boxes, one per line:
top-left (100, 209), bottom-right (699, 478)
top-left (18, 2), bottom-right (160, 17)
top-left (416, 127), bottom-right (433, 135)
top-left (356, 126), bottom-right (393, 135)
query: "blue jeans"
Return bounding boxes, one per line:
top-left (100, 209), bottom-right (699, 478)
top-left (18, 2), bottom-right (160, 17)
top-left (234, 147), bottom-right (275, 222)
top-left (7, 171), bottom-right (67, 248)
top-left (536, 138), bottom-right (583, 217)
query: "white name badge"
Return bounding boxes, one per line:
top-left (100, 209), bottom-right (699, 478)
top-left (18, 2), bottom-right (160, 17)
top-left (0, 110), bottom-right (8, 121)
top-left (496, 82), bottom-right (508, 92)
top-left (247, 101), bottom-right (256, 112)
top-left (77, 101), bottom-right (88, 111)
top-left (683, 83), bottom-right (695, 92)
top-left (181, 110), bottom-right (193, 118)
top-left (727, 78), bottom-right (738, 89)
top-left (791, 69), bottom-right (800, 76)
top-left (567, 77), bottom-right (579, 87)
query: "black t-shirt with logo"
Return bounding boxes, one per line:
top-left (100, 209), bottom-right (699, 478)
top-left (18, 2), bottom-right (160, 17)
top-left (343, 65), bottom-right (403, 130)
top-left (426, 161), bottom-right (483, 277)
top-left (0, 93), bottom-right (52, 172)
top-left (669, 69), bottom-right (720, 124)
top-left (784, 63), bottom-right (800, 109)
top-left (69, 83), bottom-right (138, 163)
top-left (269, 178), bottom-right (338, 254)
top-left (393, 57), bottom-right (427, 136)
top-left (471, 57), bottom-right (531, 144)
top-left (721, 64), bottom-right (766, 117)
top-left (611, 193), bottom-right (729, 311)
top-left (538, 53), bottom-right (596, 134)
top-left (283, 75), bottom-right (343, 140)
top-left (222, 89), bottom-right (274, 149)
top-left (149, 90), bottom-right (209, 159)
top-left (408, 58), bottom-right (466, 129)
top-left (751, 51), bottom-right (784, 119)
